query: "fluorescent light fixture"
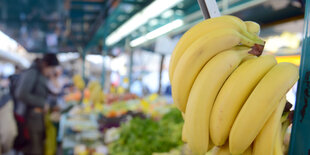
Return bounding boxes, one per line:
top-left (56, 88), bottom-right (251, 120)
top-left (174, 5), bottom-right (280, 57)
top-left (0, 31), bottom-right (30, 68)
top-left (106, 0), bottom-right (182, 46)
top-left (0, 49), bottom-right (30, 68)
top-left (149, 19), bottom-right (159, 26)
top-left (146, 19), bottom-right (183, 40)
top-left (57, 52), bottom-right (80, 62)
top-left (162, 9), bottom-right (174, 18)
top-left (130, 36), bottom-right (148, 47)
top-left (130, 19), bottom-right (184, 47)
top-left (0, 31), bottom-right (18, 51)
top-left (86, 54), bottom-right (103, 64)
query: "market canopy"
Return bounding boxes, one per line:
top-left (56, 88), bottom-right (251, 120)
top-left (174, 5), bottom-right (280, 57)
top-left (0, 0), bottom-right (304, 54)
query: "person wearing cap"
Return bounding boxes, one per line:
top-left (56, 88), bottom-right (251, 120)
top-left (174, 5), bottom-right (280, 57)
top-left (15, 53), bottom-right (59, 155)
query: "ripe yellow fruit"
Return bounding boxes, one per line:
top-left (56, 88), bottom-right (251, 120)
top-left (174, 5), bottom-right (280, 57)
top-left (229, 63), bottom-right (299, 154)
top-left (210, 55), bottom-right (277, 146)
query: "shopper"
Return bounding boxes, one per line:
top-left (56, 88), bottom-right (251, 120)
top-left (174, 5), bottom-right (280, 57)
top-left (15, 53), bottom-right (59, 155)
top-left (0, 78), bottom-right (17, 154)
top-left (0, 100), bottom-right (17, 154)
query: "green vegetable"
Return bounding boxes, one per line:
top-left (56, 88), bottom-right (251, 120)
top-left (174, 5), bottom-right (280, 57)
top-left (109, 108), bottom-right (183, 154)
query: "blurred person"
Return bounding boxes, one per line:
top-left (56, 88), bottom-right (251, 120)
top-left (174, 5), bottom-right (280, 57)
top-left (46, 66), bottom-right (73, 112)
top-left (46, 66), bottom-right (64, 109)
top-left (9, 65), bottom-right (24, 115)
top-left (0, 100), bottom-right (17, 154)
top-left (45, 66), bottom-right (65, 139)
top-left (15, 53), bottom-right (59, 155)
top-left (14, 65), bottom-right (22, 74)
top-left (164, 85), bottom-right (172, 96)
top-left (0, 76), bottom-right (17, 154)
top-left (47, 66), bottom-right (64, 95)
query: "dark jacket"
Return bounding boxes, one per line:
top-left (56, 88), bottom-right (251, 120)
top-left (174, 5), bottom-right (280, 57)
top-left (15, 65), bottom-right (48, 131)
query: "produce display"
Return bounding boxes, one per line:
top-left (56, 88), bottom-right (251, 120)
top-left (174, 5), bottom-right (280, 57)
top-left (60, 90), bottom-right (180, 154)
top-left (169, 15), bottom-right (299, 154)
top-left (108, 108), bottom-right (184, 155)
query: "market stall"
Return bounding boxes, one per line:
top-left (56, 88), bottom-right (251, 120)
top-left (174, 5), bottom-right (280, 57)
top-left (51, 73), bottom-right (183, 154)
top-left (0, 0), bottom-right (308, 154)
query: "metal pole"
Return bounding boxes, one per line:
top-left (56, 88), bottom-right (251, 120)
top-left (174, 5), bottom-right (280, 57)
top-left (128, 49), bottom-right (133, 92)
top-left (289, 1), bottom-right (310, 154)
top-left (79, 47), bottom-right (86, 105)
top-left (158, 54), bottom-right (165, 94)
top-left (100, 39), bottom-right (107, 89)
top-left (197, 0), bottom-right (221, 19)
top-left (78, 47), bottom-right (86, 81)
top-left (125, 38), bottom-right (133, 92)
top-left (101, 50), bottom-right (107, 89)
top-left (101, 4), bottom-right (109, 90)
top-left (82, 53), bottom-right (85, 80)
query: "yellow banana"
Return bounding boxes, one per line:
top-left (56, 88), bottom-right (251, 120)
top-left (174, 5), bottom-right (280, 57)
top-left (183, 128), bottom-right (215, 150)
top-left (210, 55), bottom-right (277, 146)
top-left (183, 117), bottom-right (216, 147)
top-left (243, 146), bottom-right (252, 155)
top-left (274, 123), bottom-right (283, 155)
top-left (253, 97), bottom-right (286, 155)
top-left (281, 119), bottom-right (290, 155)
top-left (229, 62), bottom-right (299, 154)
top-left (172, 29), bottom-right (264, 112)
top-left (181, 112), bottom-right (185, 120)
top-left (73, 74), bottom-right (85, 90)
top-left (241, 55), bottom-right (257, 63)
top-left (215, 143), bottom-right (230, 155)
top-left (185, 47), bottom-right (252, 154)
top-left (209, 140), bottom-right (215, 151)
top-left (89, 85), bottom-right (102, 103)
top-left (169, 16), bottom-right (264, 82)
top-left (214, 143), bottom-right (252, 155)
top-left (245, 21), bottom-right (260, 35)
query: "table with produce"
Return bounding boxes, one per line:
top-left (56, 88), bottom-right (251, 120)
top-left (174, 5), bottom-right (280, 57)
top-left (60, 86), bottom-right (185, 154)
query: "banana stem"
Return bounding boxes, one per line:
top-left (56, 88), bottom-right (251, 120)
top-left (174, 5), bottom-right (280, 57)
top-left (241, 30), bottom-right (265, 45)
top-left (281, 112), bottom-right (289, 123)
top-left (248, 44), bottom-right (264, 56)
top-left (281, 120), bottom-right (290, 140)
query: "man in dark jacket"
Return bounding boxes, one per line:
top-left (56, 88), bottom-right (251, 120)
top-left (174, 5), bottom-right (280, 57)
top-left (15, 54), bottom-right (59, 155)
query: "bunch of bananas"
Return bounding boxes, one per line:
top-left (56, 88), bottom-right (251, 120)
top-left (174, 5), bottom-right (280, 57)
top-left (169, 15), bottom-right (299, 155)
top-left (73, 74), bottom-right (85, 90)
top-left (87, 81), bottom-right (105, 111)
top-left (88, 81), bottom-right (104, 103)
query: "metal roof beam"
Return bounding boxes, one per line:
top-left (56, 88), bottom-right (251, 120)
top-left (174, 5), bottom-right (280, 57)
top-left (121, 0), bottom-right (147, 5)
top-left (71, 18), bottom-right (95, 22)
top-left (70, 10), bottom-right (99, 16)
top-left (71, 1), bottom-right (105, 6)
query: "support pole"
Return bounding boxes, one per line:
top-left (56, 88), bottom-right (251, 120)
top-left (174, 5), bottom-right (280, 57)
top-left (125, 38), bottom-right (133, 92)
top-left (289, 1), bottom-right (310, 154)
top-left (101, 52), bottom-right (107, 89)
top-left (128, 49), bottom-right (133, 92)
top-left (158, 54), bottom-right (165, 95)
top-left (78, 47), bottom-right (86, 81)
top-left (101, 42), bottom-right (107, 89)
top-left (78, 47), bottom-right (85, 105)
top-left (82, 53), bottom-right (85, 80)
